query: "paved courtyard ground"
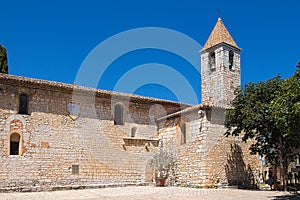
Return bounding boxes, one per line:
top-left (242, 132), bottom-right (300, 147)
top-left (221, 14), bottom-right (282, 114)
top-left (0, 186), bottom-right (299, 200)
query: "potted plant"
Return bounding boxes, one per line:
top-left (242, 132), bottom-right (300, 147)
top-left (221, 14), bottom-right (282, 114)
top-left (150, 146), bottom-right (176, 186)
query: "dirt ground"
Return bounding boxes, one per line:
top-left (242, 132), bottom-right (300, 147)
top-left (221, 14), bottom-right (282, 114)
top-left (0, 186), bottom-right (299, 200)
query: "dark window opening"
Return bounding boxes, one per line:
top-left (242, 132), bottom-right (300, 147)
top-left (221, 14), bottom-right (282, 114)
top-left (19, 94), bottom-right (29, 115)
top-left (131, 127), bottom-right (137, 137)
top-left (72, 165), bottom-right (79, 174)
top-left (296, 156), bottom-right (300, 167)
top-left (10, 133), bottom-right (20, 155)
top-left (181, 123), bottom-right (186, 144)
top-left (114, 104), bottom-right (124, 125)
top-left (209, 52), bottom-right (216, 70)
top-left (229, 50), bottom-right (234, 70)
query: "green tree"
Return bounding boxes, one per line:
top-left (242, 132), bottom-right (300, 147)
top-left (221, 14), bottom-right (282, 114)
top-left (225, 63), bottom-right (300, 190)
top-left (0, 45), bottom-right (8, 74)
top-left (295, 61), bottom-right (300, 78)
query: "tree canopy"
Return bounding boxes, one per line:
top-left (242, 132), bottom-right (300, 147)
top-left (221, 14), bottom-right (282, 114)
top-left (225, 62), bottom-right (300, 189)
top-left (0, 45), bottom-right (8, 74)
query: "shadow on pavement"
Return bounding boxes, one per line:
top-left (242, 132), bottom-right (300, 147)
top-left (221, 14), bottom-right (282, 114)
top-left (271, 193), bottom-right (300, 200)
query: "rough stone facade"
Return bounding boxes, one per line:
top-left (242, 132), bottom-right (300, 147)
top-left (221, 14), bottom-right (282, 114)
top-left (0, 18), bottom-right (262, 190)
top-left (0, 74), bottom-right (185, 190)
top-left (157, 106), bottom-right (261, 188)
top-left (201, 18), bottom-right (241, 108)
top-left (201, 45), bottom-right (241, 108)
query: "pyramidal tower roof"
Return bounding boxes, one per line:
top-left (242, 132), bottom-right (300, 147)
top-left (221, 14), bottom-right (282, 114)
top-left (203, 18), bottom-right (238, 50)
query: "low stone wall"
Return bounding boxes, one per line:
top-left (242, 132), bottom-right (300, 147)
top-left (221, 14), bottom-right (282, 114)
top-left (0, 182), bottom-right (150, 193)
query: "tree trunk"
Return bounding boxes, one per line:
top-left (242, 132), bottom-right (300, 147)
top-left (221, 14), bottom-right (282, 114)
top-left (279, 136), bottom-right (287, 191)
top-left (283, 156), bottom-right (289, 191)
top-left (281, 162), bottom-right (287, 191)
top-left (279, 136), bottom-right (289, 191)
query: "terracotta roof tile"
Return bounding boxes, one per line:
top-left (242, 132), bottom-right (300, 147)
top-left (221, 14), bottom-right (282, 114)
top-left (0, 73), bottom-right (191, 107)
top-left (203, 18), bottom-right (238, 50)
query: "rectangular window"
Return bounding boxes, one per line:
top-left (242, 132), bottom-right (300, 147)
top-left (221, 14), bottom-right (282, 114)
top-left (10, 141), bottom-right (19, 155)
top-left (114, 105), bottom-right (124, 125)
top-left (9, 133), bottom-right (21, 156)
top-left (181, 123), bottom-right (187, 144)
top-left (19, 94), bottom-right (28, 115)
top-left (72, 165), bottom-right (79, 174)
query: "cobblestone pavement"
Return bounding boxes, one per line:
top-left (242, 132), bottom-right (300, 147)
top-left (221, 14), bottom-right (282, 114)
top-left (0, 186), bottom-right (299, 200)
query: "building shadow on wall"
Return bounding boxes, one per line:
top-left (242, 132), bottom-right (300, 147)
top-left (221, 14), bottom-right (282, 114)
top-left (225, 143), bottom-right (256, 189)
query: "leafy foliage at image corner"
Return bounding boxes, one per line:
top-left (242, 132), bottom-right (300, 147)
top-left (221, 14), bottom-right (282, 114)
top-left (225, 62), bottom-right (299, 164)
top-left (0, 45), bottom-right (8, 74)
top-left (225, 61), bottom-right (300, 189)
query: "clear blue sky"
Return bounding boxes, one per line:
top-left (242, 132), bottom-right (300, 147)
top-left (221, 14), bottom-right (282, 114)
top-left (1, 0), bottom-right (299, 104)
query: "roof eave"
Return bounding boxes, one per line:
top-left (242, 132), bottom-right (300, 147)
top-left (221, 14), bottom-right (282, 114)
top-left (200, 42), bottom-right (242, 53)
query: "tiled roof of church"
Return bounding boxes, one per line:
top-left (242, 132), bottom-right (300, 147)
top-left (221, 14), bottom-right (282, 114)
top-left (156, 104), bottom-right (204, 121)
top-left (156, 103), bottom-right (232, 121)
top-left (202, 18), bottom-right (238, 50)
top-left (0, 73), bottom-right (191, 108)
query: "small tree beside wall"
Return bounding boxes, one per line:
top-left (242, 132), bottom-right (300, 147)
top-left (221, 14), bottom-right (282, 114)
top-left (150, 145), bottom-right (176, 186)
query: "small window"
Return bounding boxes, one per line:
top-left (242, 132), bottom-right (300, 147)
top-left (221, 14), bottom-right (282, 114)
top-left (209, 52), bottom-right (216, 70)
top-left (19, 94), bottom-right (28, 115)
top-left (72, 165), bottom-right (79, 174)
top-left (181, 123), bottom-right (187, 144)
top-left (296, 156), bottom-right (300, 167)
top-left (114, 104), bottom-right (124, 125)
top-left (229, 50), bottom-right (234, 70)
top-left (10, 133), bottom-right (20, 155)
top-left (131, 127), bottom-right (137, 137)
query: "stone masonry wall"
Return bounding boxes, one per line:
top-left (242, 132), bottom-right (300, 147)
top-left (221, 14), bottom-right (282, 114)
top-left (0, 75), bottom-right (184, 190)
top-left (201, 44), bottom-right (240, 107)
top-left (157, 107), bottom-right (262, 188)
top-left (202, 108), bottom-right (261, 188)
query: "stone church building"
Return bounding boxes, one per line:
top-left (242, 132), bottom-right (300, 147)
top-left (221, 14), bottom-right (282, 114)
top-left (0, 18), bottom-right (262, 191)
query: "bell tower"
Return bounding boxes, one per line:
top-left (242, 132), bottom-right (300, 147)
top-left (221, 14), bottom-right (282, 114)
top-left (201, 18), bottom-right (241, 107)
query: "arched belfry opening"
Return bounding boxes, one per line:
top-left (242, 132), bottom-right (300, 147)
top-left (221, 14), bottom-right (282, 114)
top-left (209, 51), bottom-right (216, 70)
top-left (229, 50), bottom-right (234, 70)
